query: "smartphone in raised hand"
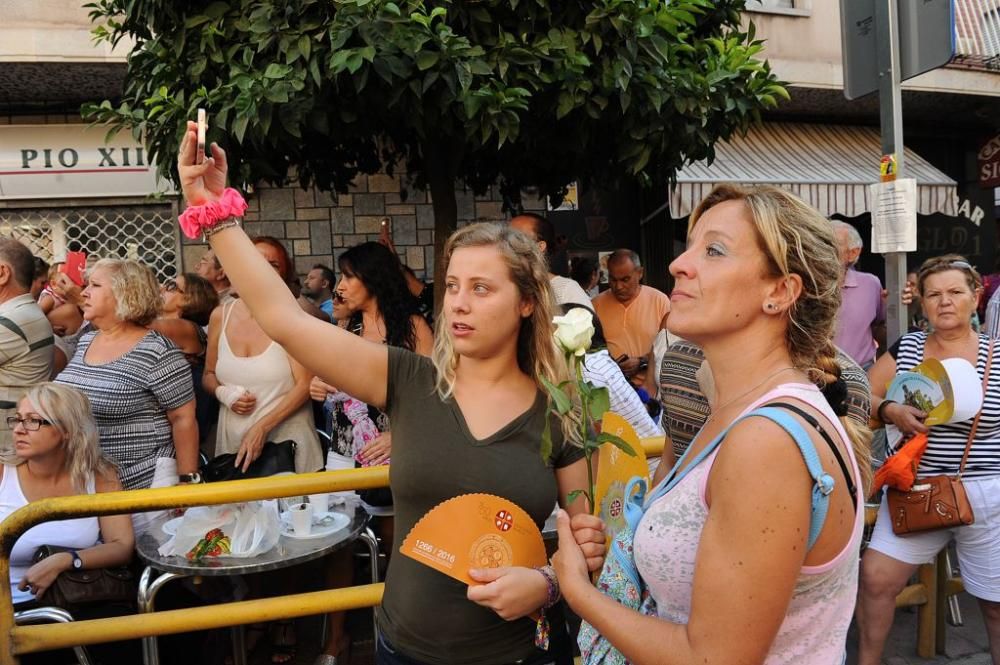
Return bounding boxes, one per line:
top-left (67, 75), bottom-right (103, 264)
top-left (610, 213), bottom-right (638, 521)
top-left (196, 108), bottom-right (207, 165)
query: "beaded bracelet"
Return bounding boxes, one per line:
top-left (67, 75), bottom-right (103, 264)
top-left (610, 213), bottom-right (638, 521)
top-left (203, 217), bottom-right (240, 239)
top-left (178, 188), bottom-right (248, 240)
top-left (533, 565), bottom-right (561, 651)
top-left (535, 565), bottom-right (560, 608)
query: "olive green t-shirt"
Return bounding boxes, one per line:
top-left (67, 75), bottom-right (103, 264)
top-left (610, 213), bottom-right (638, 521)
top-left (377, 347), bottom-right (584, 665)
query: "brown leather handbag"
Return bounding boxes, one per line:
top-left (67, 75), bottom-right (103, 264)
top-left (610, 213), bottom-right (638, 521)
top-left (886, 341), bottom-right (993, 536)
top-left (32, 545), bottom-right (135, 613)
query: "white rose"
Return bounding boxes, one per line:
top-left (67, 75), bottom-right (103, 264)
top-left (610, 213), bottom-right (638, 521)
top-left (552, 308), bottom-right (595, 356)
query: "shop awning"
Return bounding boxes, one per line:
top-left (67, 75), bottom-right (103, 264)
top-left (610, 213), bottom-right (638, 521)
top-left (669, 122), bottom-right (959, 218)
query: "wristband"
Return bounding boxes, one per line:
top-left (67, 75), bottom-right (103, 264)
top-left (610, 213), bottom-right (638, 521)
top-left (876, 399), bottom-right (896, 424)
top-left (533, 565), bottom-right (561, 651)
top-left (535, 565), bottom-right (560, 609)
top-left (178, 188), bottom-right (248, 240)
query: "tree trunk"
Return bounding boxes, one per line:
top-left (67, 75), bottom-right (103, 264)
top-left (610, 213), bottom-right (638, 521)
top-left (422, 140), bottom-right (459, 310)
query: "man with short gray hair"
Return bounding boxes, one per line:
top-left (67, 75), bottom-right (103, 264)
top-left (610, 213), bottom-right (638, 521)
top-left (592, 248), bottom-right (670, 386)
top-left (831, 220), bottom-right (885, 368)
top-left (0, 238), bottom-right (53, 461)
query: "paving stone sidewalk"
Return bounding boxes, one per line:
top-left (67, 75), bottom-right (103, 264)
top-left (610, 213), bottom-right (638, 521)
top-left (846, 591), bottom-right (992, 665)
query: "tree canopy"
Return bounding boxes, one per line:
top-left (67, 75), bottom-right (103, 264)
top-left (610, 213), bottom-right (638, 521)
top-left (85, 0), bottom-right (786, 284)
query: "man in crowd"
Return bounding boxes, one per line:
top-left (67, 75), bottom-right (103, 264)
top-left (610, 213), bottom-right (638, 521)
top-left (302, 264), bottom-right (336, 321)
top-left (509, 213), bottom-right (593, 311)
top-left (0, 238), bottom-right (54, 462)
top-left (832, 220), bottom-right (885, 369)
top-left (592, 249), bottom-right (670, 387)
top-left (196, 248), bottom-right (235, 303)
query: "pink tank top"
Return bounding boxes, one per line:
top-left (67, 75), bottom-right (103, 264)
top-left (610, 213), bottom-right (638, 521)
top-left (633, 383), bottom-right (863, 664)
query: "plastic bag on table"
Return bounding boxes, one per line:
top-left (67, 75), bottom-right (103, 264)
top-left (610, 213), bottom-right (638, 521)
top-left (229, 500), bottom-right (280, 557)
top-left (158, 504), bottom-right (238, 559)
top-left (158, 501), bottom-right (281, 559)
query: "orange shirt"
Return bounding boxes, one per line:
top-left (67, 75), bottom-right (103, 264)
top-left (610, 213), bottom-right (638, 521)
top-left (592, 285), bottom-right (670, 385)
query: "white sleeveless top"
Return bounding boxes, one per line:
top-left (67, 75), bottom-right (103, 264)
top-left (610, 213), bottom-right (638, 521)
top-left (633, 383), bottom-right (864, 664)
top-left (0, 464), bottom-right (99, 605)
top-left (215, 302), bottom-right (323, 473)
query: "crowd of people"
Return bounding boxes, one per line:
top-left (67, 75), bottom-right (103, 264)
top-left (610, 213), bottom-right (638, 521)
top-left (0, 120), bottom-right (997, 665)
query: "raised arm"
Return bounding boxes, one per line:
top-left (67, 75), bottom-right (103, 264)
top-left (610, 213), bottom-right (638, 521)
top-left (177, 121), bottom-right (387, 408)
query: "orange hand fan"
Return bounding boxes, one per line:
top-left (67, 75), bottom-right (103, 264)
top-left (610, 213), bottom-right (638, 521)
top-left (400, 493), bottom-right (547, 585)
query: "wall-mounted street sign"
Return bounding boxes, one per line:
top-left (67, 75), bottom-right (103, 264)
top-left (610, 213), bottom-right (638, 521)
top-left (841, 0), bottom-right (955, 100)
top-left (979, 134), bottom-right (1000, 189)
top-left (0, 124), bottom-right (172, 200)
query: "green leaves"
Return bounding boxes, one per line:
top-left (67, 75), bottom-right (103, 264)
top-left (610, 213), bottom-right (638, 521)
top-left (540, 376), bottom-right (572, 416)
top-left (595, 432), bottom-right (637, 457)
top-left (587, 386), bottom-right (610, 422)
top-left (566, 489), bottom-right (589, 507)
top-left (84, 0), bottom-right (783, 241)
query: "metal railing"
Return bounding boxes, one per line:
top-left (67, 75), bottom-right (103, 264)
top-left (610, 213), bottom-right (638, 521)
top-left (1, 438), bottom-right (668, 664)
top-left (953, 0), bottom-right (1000, 70)
top-left (0, 468), bottom-right (389, 664)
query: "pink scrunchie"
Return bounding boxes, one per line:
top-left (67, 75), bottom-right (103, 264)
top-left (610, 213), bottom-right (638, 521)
top-left (178, 188), bottom-right (248, 239)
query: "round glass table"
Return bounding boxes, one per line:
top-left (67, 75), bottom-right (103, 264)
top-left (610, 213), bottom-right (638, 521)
top-left (134, 500), bottom-right (378, 665)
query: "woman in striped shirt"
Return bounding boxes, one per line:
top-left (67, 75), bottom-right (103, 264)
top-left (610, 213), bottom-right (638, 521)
top-left (858, 254), bottom-right (1000, 664)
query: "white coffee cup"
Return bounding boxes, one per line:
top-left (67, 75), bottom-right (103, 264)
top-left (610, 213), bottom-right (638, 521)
top-left (308, 493), bottom-right (329, 513)
top-left (289, 502), bottom-right (314, 536)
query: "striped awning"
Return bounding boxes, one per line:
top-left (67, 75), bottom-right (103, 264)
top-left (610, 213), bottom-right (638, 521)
top-left (669, 122), bottom-right (959, 218)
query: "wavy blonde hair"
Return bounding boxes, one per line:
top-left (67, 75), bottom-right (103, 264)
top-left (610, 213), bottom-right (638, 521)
top-left (88, 258), bottom-right (162, 326)
top-left (23, 383), bottom-right (117, 493)
top-left (690, 184), bottom-right (873, 494)
top-left (431, 223), bottom-right (579, 447)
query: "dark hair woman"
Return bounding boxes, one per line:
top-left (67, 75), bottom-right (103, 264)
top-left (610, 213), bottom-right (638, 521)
top-left (305, 241), bottom-right (432, 663)
top-left (337, 242), bottom-right (429, 352)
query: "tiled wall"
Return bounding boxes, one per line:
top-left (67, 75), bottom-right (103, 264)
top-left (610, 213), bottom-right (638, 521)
top-left (179, 171), bottom-right (545, 280)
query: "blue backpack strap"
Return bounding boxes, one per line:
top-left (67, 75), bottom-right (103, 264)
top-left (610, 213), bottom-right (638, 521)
top-left (611, 406), bottom-right (835, 586)
top-left (749, 406), bottom-right (836, 550)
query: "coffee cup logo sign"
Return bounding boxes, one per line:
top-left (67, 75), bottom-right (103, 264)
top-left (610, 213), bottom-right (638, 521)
top-left (0, 125), bottom-right (169, 200)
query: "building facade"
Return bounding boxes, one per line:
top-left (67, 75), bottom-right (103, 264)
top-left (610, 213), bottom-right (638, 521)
top-left (658, 0), bottom-right (1000, 285)
top-left (0, 0), bottom-right (524, 281)
top-left (1, 1), bottom-right (997, 287)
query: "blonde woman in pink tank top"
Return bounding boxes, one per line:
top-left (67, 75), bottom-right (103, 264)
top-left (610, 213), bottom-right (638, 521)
top-left (552, 184), bottom-right (871, 664)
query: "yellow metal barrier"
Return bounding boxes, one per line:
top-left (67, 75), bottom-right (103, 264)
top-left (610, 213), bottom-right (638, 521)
top-left (0, 438), bottom-right (668, 664)
top-left (12, 584), bottom-right (384, 654)
top-left (0, 467), bottom-right (388, 664)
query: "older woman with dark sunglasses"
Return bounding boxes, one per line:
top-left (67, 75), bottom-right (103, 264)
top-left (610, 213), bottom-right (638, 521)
top-left (858, 254), bottom-right (1000, 664)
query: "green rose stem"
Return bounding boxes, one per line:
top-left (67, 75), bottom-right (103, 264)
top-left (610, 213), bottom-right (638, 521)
top-left (544, 309), bottom-right (636, 517)
top-left (576, 352), bottom-right (597, 515)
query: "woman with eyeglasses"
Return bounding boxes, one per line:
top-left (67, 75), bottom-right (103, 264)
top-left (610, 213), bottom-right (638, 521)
top-left (152, 274), bottom-right (219, 363)
top-left (1, 383), bottom-right (136, 663)
top-left (54, 259), bottom-right (199, 532)
top-left (2, 383), bottom-right (134, 603)
top-left (857, 254), bottom-right (1000, 664)
top-left (152, 273), bottom-right (220, 449)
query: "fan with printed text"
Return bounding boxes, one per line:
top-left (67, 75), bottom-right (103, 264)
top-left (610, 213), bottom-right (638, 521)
top-left (400, 493), bottom-right (546, 585)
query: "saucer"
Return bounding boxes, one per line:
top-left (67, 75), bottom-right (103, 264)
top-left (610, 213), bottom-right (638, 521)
top-left (279, 511), bottom-right (350, 540)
